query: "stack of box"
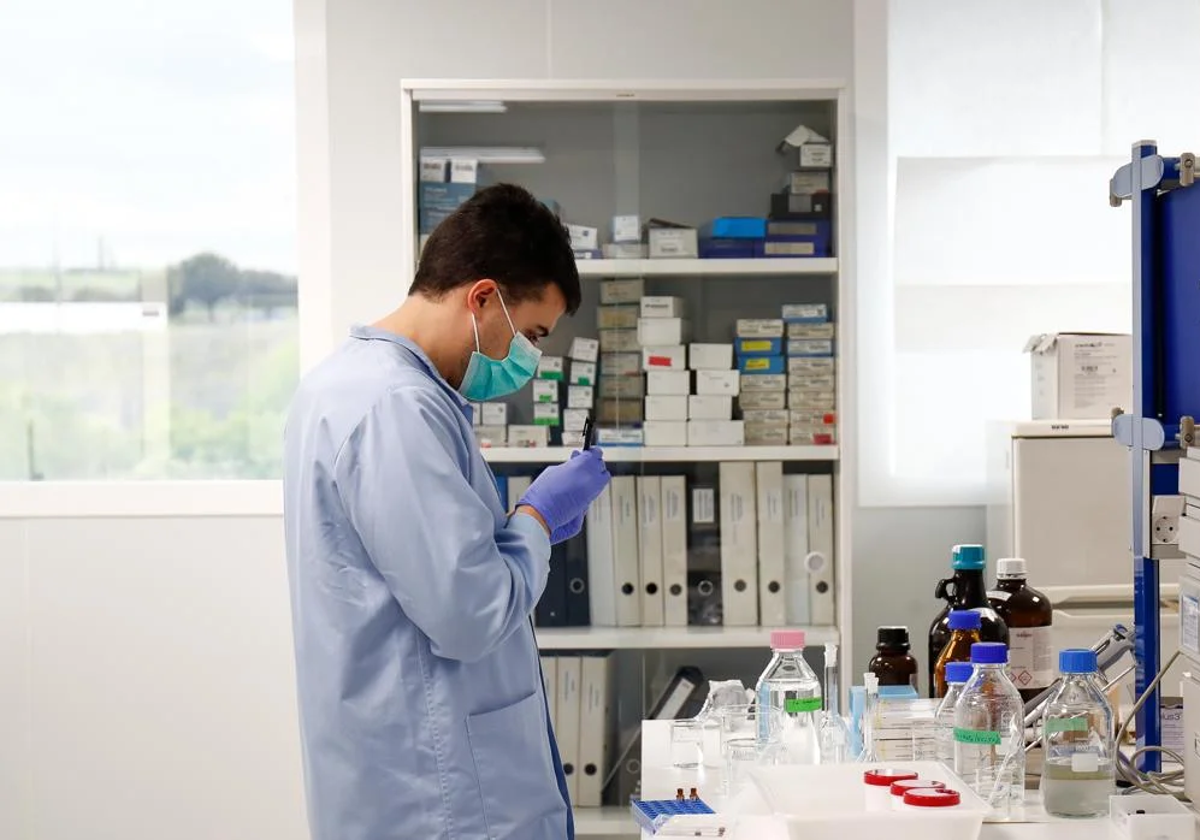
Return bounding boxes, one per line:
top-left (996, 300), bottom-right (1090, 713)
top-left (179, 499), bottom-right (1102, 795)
top-left (784, 304), bottom-right (836, 446)
top-left (768, 131), bottom-right (833, 258)
top-left (601, 214), bottom-right (647, 260)
top-left (563, 336), bottom-right (599, 447)
top-left (566, 223), bottom-right (600, 260)
top-left (418, 158), bottom-right (481, 252)
top-left (688, 343), bottom-right (740, 446)
top-left (596, 278), bottom-right (646, 446)
top-left (471, 401), bottom-right (508, 448)
top-left (736, 319), bottom-right (788, 446)
top-left (639, 295), bottom-right (690, 446)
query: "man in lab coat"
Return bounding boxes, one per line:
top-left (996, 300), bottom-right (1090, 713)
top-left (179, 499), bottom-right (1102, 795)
top-left (283, 183), bottom-right (610, 840)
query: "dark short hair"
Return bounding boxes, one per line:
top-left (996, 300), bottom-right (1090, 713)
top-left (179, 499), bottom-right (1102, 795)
top-left (412, 183), bottom-right (582, 315)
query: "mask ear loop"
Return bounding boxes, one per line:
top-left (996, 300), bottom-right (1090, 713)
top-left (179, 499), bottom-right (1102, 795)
top-left (495, 288), bottom-right (518, 336)
top-left (469, 311), bottom-right (482, 352)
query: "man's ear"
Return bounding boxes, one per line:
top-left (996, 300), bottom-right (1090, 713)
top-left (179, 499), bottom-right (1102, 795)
top-left (464, 279), bottom-right (498, 314)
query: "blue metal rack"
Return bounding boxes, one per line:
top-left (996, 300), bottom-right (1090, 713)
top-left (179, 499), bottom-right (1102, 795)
top-left (1109, 142), bottom-right (1200, 772)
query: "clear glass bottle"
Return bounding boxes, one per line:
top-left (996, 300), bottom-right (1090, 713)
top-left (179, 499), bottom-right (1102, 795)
top-left (1040, 649), bottom-right (1115, 818)
top-left (818, 642), bottom-right (852, 763)
top-left (934, 610), bottom-right (983, 698)
top-left (954, 642), bottom-right (1025, 820)
top-left (935, 661), bottom-right (972, 767)
top-left (755, 629), bottom-right (822, 764)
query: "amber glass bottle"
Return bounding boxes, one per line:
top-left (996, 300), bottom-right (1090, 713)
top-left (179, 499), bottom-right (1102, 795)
top-left (989, 557), bottom-right (1054, 703)
top-left (869, 626), bottom-right (919, 688)
top-left (933, 610), bottom-right (982, 698)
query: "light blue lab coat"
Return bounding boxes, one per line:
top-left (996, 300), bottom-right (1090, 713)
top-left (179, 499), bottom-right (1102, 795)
top-left (283, 326), bottom-right (573, 840)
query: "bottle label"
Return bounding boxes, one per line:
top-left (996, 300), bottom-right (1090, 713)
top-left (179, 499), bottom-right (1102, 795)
top-left (785, 697), bottom-right (822, 713)
top-left (1044, 717), bottom-right (1088, 734)
top-left (954, 727), bottom-right (1001, 745)
top-left (1007, 626), bottom-right (1054, 690)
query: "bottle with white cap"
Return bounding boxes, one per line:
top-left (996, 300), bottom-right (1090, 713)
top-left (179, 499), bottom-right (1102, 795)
top-left (755, 629), bottom-right (822, 764)
top-left (988, 557), bottom-right (1053, 703)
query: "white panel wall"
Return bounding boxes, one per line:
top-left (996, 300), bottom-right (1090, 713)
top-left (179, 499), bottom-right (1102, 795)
top-left (0, 521), bottom-right (31, 840)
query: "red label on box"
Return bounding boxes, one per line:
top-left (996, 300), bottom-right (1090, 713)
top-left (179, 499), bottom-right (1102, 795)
top-left (647, 355), bottom-right (672, 367)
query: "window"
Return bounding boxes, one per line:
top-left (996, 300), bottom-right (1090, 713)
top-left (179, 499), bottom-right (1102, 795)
top-left (858, 0), bottom-right (1200, 505)
top-left (0, 0), bottom-right (297, 481)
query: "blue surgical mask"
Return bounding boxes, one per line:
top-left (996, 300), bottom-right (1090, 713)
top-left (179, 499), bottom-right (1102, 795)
top-left (458, 291), bottom-right (541, 401)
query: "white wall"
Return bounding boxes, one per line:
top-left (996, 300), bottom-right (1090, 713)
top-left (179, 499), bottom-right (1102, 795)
top-left (3, 3), bottom-right (982, 839)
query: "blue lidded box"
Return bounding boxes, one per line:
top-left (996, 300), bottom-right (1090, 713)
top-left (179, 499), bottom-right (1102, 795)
top-left (737, 355), bottom-right (785, 375)
top-left (735, 337), bottom-right (783, 357)
top-left (700, 216), bottom-right (768, 239)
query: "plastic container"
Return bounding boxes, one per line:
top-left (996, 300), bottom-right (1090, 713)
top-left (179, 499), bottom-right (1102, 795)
top-left (862, 768), bottom-right (918, 810)
top-left (954, 643), bottom-right (1025, 820)
top-left (927, 544), bottom-right (1009, 695)
top-left (899, 788), bottom-right (962, 811)
top-left (988, 557), bottom-right (1054, 703)
top-left (933, 610), bottom-right (982, 698)
top-left (1040, 648), bottom-right (1115, 818)
top-left (869, 626), bottom-right (919, 688)
top-left (755, 629), bottom-right (822, 764)
top-left (889, 778), bottom-right (946, 810)
top-left (935, 661), bottom-right (973, 767)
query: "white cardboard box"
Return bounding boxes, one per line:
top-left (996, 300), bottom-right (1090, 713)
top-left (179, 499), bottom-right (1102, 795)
top-left (688, 420), bottom-right (745, 447)
top-left (642, 345), bottom-right (687, 371)
top-left (601, 352), bottom-right (642, 377)
top-left (688, 395), bottom-right (733, 420)
top-left (640, 296), bottom-right (685, 319)
top-left (474, 425), bottom-right (508, 446)
top-left (613, 214), bottom-right (640, 243)
top-left (509, 425), bottom-right (549, 447)
top-left (566, 224), bottom-right (598, 250)
top-left (1025, 332), bottom-right (1132, 419)
top-left (569, 361), bottom-right (596, 386)
top-left (739, 391), bottom-right (787, 411)
top-left (568, 385), bottom-right (595, 409)
top-left (736, 318), bottom-right (785, 338)
top-left (740, 373), bottom-right (787, 393)
top-left (648, 227), bottom-right (699, 258)
top-left (563, 408), bottom-right (589, 432)
top-left (569, 337), bottom-right (600, 363)
top-left (643, 421), bottom-right (688, 447)
top-left (532, 381), bottom-right (559, 404)
top-left (689, 343), bottom-right (734, 370)
top-left (694, 370), bottom-right (740, 396)
top-left (637, 318), bottom-right (689, 346)
top-left (599, 278), bottom-right (644, 304)
top-left (647, 370), bottom-right (691, 396)
top-left (645, 395), bottom-right (689, 421)
top-left (745, 423), bottom-right (790, 446)
top-left (481, 402), bottom-right (509, 426)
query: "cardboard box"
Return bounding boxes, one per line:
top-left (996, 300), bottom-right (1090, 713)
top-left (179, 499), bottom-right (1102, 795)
top-left (687, 420), bottom-right (745, 447)
top-left (637, 318), bottom-right (690, 346)
top-left (640, 296), bottom-right (685, 319)
top-left (420, 158), bottom-right (450, 182)
top-left (736, 318), bottom-right (785, 338)
top-left (739, 391), bottom-right (787, 411)
top-left (613, 215), bottom-right (641, 243)
top-left (798, 142), bottom-right (833, 168)
top-left (600, 352), bottom-right (642, 378)
top-left (648, 226), bottom-right (699, 258)
top-left (647, 371), bottom-right (691, 396)
top-left (473, 425), bottom-right (507, 447)
top-left (738, 356), bottom-right (786, 375)
top-left (597, 374), bottom-right (645, 399)
top-left (537, 356), bottom-right (564, 381)
top-left (449, 159), bottom-right (481, 184)
top-left (597, 398), bottom-right (644, 424)
top-left (688, 395), bottom-right (734, 420)
top-left (790, 409), bottom-right (837, 426)
top-left (790, 390), bottom-right (836, 410)
top-left (785, 171), bottom-right (832, 195)
top-left (597, 427), bottom-right (644, 446)
top-left (566, 224), bottom-right (598, 250)
top-left (563, 408), bottom-right (589, 432)
top-left (569, 337), bottom-right (600, 363)
top-left (745, 423), bottom-right (791, 446)
top-left (533, 403), bottom-right (561, 426)
top-left (598, 305), bottom-right (639, 330)
top-left (602, 242), bottom-right (648, 259)
top-left (468, 401), bottom-right (482, 426)
top-left (786, 357), bottom-right (836, 376)
top-left (643, 421), bottom-right (688, 447)
top-left (532, 380), bottom-right (559, 404)
top-left (599, 278), bottom-right (644, 305)
top-left (740, 373), bottom-right (787, 393)
top-left (735, 337), bottom-right (783, 357)
top-left (782, 303), bottom-right (828, 324)
top-left (645, 395), bottom-right (689, 422)
top-left (786, 339), bottom-right (835, 358)
top-left (561, 431), bottom-right (585, 448)
top-left (787, 322), bottom-right (836, 339)
top-left (788, 375), bottom-right (837, 394)
top-left (480, 403), bottom-right (508, 425)
top-left (568, 385), bottom-right (595, 409)
top-left (642, 346), bottom-right (687, 371)
top-left (689, 343), bottom-right (733, 370)
top-left (1025, 333), bottom-right (1132, 419)
top-left (743, 409), bottom-right (790, 425)
top-left (598, 329), bottom-right (640, 352)
top-left (790, 424), bottom-right (837, 446)
top-left (695, 370), bottom-right (740, 396)
top-left (569, 361), bottom-right (596, 386)
top-left (510, 425), bottom-right (549, 448)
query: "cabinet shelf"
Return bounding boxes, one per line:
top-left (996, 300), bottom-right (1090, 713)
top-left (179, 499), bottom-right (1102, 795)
top-left (575, 257), bottom-right (837, 277)
top-left (535, 625), bottom-right (839, 650)
top-left (482, 445), bottom-right (838, 464)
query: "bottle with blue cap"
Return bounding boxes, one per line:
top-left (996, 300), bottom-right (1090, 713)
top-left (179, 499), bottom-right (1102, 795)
top-left (954, 642), bottom-right (1025, 820)
top-left (927, 544), bottom-right (1009, 696)
top-left (934, 661), bottom-right (973, 765)
top-left (1040, 648), bottom-right (1114, 818)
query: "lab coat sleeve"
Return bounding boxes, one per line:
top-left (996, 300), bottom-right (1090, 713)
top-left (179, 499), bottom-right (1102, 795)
top-left (334, 385), bottom-right (552, 663)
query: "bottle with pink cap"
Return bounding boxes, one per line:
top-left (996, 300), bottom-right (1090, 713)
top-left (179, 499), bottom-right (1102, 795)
top-left (755, 628), bottom-right (822, 764)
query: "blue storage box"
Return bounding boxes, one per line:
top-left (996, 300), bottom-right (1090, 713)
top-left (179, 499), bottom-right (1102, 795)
top-left (735, 337), bottom-right (783, 357)
top-left (738, 355), bottom-right (785, 375)
top-left (699, 238), bottom-right (763, 259)
top-left (631, 798), bottom-right (716, 834)
top-left (701, 216), bottom-right (768, 239)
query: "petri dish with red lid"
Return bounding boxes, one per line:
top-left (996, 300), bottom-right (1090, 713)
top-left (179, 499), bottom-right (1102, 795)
top-left (900, 788), bottom-right (962, 810)
top-left (889, 779), bottom-right (946, 810)
top-left (862, 769), bottom-right (920, 809)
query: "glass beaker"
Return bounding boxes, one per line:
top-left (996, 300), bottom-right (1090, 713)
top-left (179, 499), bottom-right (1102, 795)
top-left (714, 704), bottom-right (784, 794)
top-left (670, 718), bottom-right (705, 769)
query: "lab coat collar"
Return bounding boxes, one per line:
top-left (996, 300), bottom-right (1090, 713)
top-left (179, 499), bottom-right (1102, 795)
top-left (349, 324), bottom-right (470, 411)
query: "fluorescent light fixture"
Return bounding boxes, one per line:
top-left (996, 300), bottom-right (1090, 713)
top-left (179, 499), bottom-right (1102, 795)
top-left (418, 100), bottom-right (507, 114)
top-left (420, 146), bottom-right (545, 165)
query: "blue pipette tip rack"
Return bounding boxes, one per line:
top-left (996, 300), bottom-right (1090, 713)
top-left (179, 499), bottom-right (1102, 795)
top-left (630, 795), bottom-right (716, 833)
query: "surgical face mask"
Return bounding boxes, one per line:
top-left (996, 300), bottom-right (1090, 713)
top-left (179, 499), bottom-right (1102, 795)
top-left (458, 290), bottom-right (541, 401)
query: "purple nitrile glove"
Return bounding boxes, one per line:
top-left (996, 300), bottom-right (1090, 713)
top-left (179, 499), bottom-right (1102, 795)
top-left (518, 448), bottom-right (611, 544)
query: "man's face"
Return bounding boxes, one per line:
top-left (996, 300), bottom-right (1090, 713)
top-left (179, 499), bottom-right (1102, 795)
top-left (461, 279), bottom-right (566, 378)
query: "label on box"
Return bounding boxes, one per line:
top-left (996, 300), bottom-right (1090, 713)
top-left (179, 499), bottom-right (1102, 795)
top-left (599, 278), bottom-right (645, 305)
top-left (601, 352), bottom-right (642, 377)
top-left (692, 487), bottom-right (716, 524)
top-left (786, 171), bottom-right (832, 195)
top-left (509, 425), bottom-right (549, 448)
top-left (799, 143), bottom-right (833, 168)
top-left (789, 374), bottom-right (836, 392)
top-left (640, 296), bottom-right (684, 318)
top-left (481, 403), bottom-right (509, 425)
top-left (736, 338), bottom-right (782, 356)
top-left (782, 303), bottom-right (829, 323)
top-left (597, 427), bottom-right (644, 446)
top-left (647, 371), bottom-right (691, 396)
top-left (533, 403), bottom-right (561, 426)
top-left (645, 395), bottom-right (689, 422)
top-left (566, 224), bottom-right (598, 250)
top-left (790, 424), bottom-right (837, 446)
top-left (598, 374), bottom-right (645, 399)
top-left (688, 395), bottom-right (733, 420)
top-left (570, 361), bottom-right (596, 386)
top-left (599, 329), bottom-right (640, 352)
top-left (740, 373), bottom-right (787, 393)
top-left (787, 339), bottom-right (835, 357)
top-left (568, 385), bottom-right (595, 409)
top-left (473, 425), bottom-right (507, 447)
top-left (533, 380), bottom-right (559, 404)
top-left (642, 346), bottom-right (687, 370)
top-left (419, 158), bottom-right (449, 182)
top-left (736, 318), bottom-right (785, 338)
top-left (563, 408), bottom-right (589, 432)
top-left (787, 357), bottom-right (836, 375)
top-left (569, 337), bottom-right (600, 363)
top-left (598, 305), bottom-right (639, 330)
top-left (790, 409), bottom-right (837, 426)
top-left (613, 214), bottom-right (641, 243)
top-left (537, 356), bottom-right (564, 380)
top-left (740, 356), bottom-right (785, 374)
top-left (787, 322), bottom-right (836, 339)
top-left (743, 409), bottom-right (790, 425)
top-left (449, 159), bottom-right (479, 184)
top-left (694, 370), bottom-right (740, 396)
top-left (739, 391), bottom-right (787, 410)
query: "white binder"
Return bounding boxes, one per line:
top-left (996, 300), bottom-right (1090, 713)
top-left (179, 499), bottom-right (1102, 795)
top-left (585, 485), bottom-right (618, 626)
top-left (576, 653), bottom-right (616, 807)
top-left (807, 474), bottom-right (836, 625)
top-left (718, 462), bottom-right (759, 626)
top-left (556, 655), bottom-right (583, 800)
top-left (661, 476), bottom-right (689, 626)
top-left (637, 476), bottom-right (665, 626)
top-left (783, 475), bottom-right (812, 624)
top-left (610, 476), bottom-right (642, 626)
top-left (755, 462), bottom-right (787, 626)
top-left (540, 654), bottom-right (558, 730)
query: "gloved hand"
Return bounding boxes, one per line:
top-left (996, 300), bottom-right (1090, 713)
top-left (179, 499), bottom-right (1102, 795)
top-left (518, 448), bottom-right (611, 544)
